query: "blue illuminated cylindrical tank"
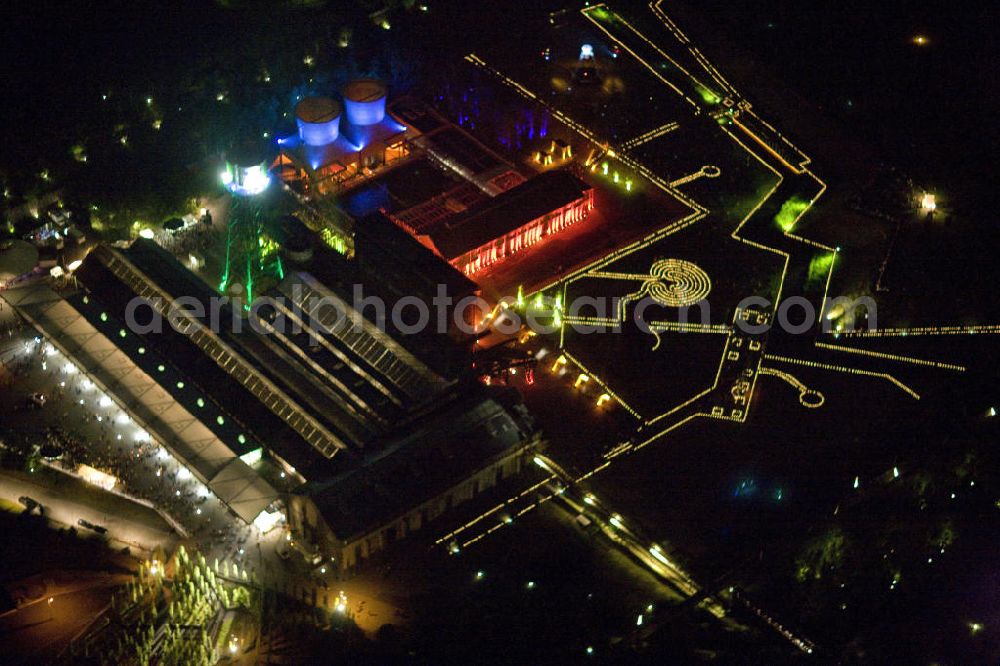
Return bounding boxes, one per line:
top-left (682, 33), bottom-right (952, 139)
top-left (342, 79), bottom-right (387, 127)
top-left (295, 96), bottom-right (342, 146)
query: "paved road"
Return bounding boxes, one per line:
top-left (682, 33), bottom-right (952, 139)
top-left (0, 467), bottom-right (175, 553)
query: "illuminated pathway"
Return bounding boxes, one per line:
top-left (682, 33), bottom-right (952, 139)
top-left (757, 367), bottom-right (825, 408)
top-left (448, 1), bottom-right (996, 656)
top-left (620, 121), bottom-right (681, 150)
top-left (464, 0), bottom-right (802, 521)
top-left (826, 325), bottom-right (1000, 339)
top-left (582, 4), bottom-right (704, 112)
top-left (437, 454), bottom-right (719, 613)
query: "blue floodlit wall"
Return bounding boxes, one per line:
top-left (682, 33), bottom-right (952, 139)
top-left (297, 116), bottom-right (340, 146)
top-left (344, 96), bottom-right (386, 127)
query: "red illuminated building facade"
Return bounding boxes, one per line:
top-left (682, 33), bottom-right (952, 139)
top-left (427, 170), bottom-right (594, 276)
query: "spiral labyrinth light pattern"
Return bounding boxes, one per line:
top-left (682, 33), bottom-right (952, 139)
top-left (642, 259), bottom-right (712, 308)
top-left (589, 259), bottom-right (713, 322)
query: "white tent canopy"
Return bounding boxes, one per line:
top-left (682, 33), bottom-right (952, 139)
top-left (209, 458), bottom-right (279, 523)
top-left (8, 286), bottom-right (279, 525)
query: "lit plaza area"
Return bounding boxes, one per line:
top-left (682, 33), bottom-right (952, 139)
top-left (2, 0), bottom-right (1000, 663)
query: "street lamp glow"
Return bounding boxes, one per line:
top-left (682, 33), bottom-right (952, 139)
top-left (533, 455), bottom-right (552, 472)
top-left (649, 545), bottom-right (671, 566)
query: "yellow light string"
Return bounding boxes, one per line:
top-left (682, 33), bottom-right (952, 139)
top-left (815, 341), bottom-right (966, 372)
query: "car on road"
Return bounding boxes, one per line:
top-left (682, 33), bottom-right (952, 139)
top-left (17, 496), bottom-right (42, 514)
top-left (78, 519), bottom-right (108, 535)
top-left (27, 392), bottom-right (47, 407)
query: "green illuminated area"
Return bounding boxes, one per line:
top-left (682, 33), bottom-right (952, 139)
top-left (807, 251), bottom-right (837, 287)
top-left (319, 226), bottom-right (351, 255)
top-left (219, 195), bottom-right (285, 309)
top-left (259, 233), bottom-right (285, 281)
top-left (774, 196), bottom-right (811, 232)
top-left (697, 85), bottom-right (721, 105)
top-left (588, 5), bottom-right (611, 21)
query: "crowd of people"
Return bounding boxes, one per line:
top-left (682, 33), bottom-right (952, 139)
top-left (158, 217), bottom-right (218, 259)
top-left (3, 328), bottom-right (352, 619)
top-left (3, 333), bottom-right (256, 568)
